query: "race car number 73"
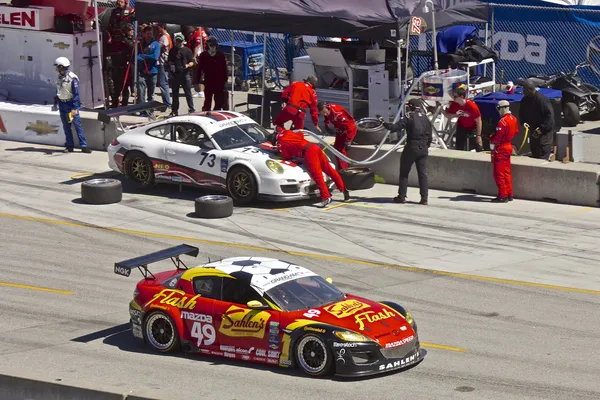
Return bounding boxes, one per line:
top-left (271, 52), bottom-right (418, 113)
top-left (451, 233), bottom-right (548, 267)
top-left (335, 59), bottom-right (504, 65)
top-left (199, 152), bottom-right (216, 168)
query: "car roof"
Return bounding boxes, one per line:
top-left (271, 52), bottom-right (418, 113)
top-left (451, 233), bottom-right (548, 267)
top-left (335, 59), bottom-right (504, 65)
top-left (179, 257), bottom-right (319, 295)
top-left (136, 111), bottom-right (259, 137)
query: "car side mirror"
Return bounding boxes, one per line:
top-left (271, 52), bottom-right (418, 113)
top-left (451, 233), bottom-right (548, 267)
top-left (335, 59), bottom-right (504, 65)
top-left (326, 277), bottom-right (333, 284)
top-left (247, 300), bottom-right (269, 310)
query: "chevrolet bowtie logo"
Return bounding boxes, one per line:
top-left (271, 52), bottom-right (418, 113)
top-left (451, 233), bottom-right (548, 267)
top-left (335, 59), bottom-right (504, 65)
top-left (26, 121), bottom-right (59, 135)
top-left (83, 40), bottom-right (97, 48)
top-left (53, 42), bottom-right (70, 50)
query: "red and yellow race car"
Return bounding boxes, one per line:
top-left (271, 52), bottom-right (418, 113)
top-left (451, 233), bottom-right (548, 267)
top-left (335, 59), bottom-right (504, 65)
top-left (115, 244), bottom-right (426, 377)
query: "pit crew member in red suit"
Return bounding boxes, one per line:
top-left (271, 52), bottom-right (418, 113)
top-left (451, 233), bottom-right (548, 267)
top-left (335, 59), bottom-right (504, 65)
top-left (318, 102), bottom-right (356, 170)
top-left (489, 100), bottom-right (519, 203)
top-left (274, 76), bottom-right (320, 132)
top-left (196, 37), bottom-right (228, 111)
top-left (274, 128), bottom-right (349, 207)
top-left (443, 85), bottom-right (482, 152)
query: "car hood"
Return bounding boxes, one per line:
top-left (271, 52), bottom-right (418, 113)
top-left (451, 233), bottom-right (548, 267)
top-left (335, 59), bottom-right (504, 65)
top-left (290, 295), bottom-right (416, 348)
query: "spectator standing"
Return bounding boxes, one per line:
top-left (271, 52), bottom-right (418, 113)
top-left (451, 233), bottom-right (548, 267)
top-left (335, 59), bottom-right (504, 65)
top-left (108, 22), bottom-right (134, 108)
top-left (519, 79), bottom-right (555, 160)
top-left (157, 24), bottom-right (173, 113)
top-left (187, 26), bottom-right (207, 98)
top-left (196, 37), bottom-right (228, 111)
top-left (443, 85), bottom-right (483, 151)
top-left (168, 33), bottom-right (195, 116)
top-left (52, 57), bottom-right (90, 154)
top-left (383, 98), bottom-right (432, 205)
top-left (137, 26), bottom-right (160, 118)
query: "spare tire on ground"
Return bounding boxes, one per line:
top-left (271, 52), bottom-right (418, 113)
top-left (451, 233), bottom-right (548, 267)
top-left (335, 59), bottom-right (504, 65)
top-left (339, 167), bottom-right (375, 191)
top-left (194, 195), bottom-right (234, 218)
top-left (81, 178), bottom-right (122, 204)
top-left (354, 118), bottom-right (390, 145)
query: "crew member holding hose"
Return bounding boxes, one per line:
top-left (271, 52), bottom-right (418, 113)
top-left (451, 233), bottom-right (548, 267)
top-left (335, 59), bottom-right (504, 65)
top-left (520, 79), bottom-right (555, 160)
top-left (273, 127), bottom-right (349, 207)
top-left (490, 100), bottom-right (519, 203)
top-left (382, 98), bottom-right (432, 205)
top-left (274, 76), bottom-right (320, 132)
top-left (317, 101), bottom-right (356, 170)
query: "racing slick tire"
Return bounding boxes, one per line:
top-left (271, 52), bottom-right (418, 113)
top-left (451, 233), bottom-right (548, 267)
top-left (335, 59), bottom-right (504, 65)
top-left (125, 151), bottom-right (155, 189)
top-left (81, 178), bottom-right (122, 204)
top-left (143, 311), bottom-right (181, 354)
top-left (226, 166), bottom-right (258, 205)
top-left (194, 195), bottom-right (234, 218)
top-left (354, 118), bottom-right (389, 145)
top-left (295, 334), bottom-right (333, 377)
top-left (339, 167), bottom-right (375, 191)
top-left (563, 102), bottom-right (581, 127)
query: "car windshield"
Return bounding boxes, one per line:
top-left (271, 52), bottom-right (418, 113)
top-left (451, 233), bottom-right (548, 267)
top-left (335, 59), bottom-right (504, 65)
top-left (211, 122), bottom-right (269, 150)
top-left (264, 276), bottom-right (346, 312)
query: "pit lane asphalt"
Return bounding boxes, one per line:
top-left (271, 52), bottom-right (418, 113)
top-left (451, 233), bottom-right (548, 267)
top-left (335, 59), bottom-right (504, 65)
top-left (1, 141), bottom-right (600, 400)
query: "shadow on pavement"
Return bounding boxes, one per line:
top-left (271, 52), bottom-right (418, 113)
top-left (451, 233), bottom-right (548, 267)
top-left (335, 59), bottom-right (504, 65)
top-left (60, 172), bottom-right (321, 210)
top-left (437, 194), bottom-right (492, 202)
top-left (5, 146), bottom-right (68, 155)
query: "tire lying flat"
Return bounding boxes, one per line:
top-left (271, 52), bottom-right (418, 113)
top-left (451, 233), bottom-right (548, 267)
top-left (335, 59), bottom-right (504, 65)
top-left (194, 195), bottom-right (234, 218)
top-left (81, 178), bottom-right (123, 204)
top-left (339, 167), bottom-right (375, 191)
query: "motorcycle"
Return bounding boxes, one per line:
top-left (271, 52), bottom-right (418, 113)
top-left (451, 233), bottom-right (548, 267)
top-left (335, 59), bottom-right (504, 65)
top-left (517, 62), bottom-right (600, 127)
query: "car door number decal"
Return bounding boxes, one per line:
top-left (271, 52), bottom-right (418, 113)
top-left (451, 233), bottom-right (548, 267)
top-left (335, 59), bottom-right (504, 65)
top-left (191, 322), bottom-right (216, 347)
top-left (200, 152), bottom-right (216, 168)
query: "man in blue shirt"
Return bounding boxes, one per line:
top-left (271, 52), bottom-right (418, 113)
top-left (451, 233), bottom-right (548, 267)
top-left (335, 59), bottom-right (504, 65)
top-left (137, 25), bottom-right (160, 118)
top-left (52, 57), bottom-right (90, 153)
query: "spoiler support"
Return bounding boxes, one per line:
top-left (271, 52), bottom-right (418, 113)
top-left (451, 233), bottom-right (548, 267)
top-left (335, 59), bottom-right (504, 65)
top-left (114, 244), bottom-right (200, 279)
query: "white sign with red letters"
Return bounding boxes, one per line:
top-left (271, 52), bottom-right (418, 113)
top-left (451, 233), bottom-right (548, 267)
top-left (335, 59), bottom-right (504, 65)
top-left (0, 6), bottom-right (55, 31)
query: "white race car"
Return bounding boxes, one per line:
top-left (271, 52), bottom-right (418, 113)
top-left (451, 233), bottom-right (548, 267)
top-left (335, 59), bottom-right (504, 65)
top-left (107, 111), bottom-right (335, 204)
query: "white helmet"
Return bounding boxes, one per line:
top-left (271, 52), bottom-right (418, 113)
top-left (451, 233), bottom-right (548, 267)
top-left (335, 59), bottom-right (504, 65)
top-left (54, 57), bottom-right (70, 68)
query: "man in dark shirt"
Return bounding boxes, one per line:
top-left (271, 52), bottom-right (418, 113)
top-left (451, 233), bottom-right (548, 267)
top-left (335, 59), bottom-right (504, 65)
top-left (519, 79), bottom-right (555, 160)
top-left (383, 98), bottom-right (433, 205)
top-left (168, 33), bottom-right (195, 116)
top-left (197, 37), bottom-right (228, 111)
top-left (108, 22), bottom-right (134, 108)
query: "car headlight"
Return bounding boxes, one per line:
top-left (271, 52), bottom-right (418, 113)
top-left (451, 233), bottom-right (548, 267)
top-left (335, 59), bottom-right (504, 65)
top-left (334, 330), bottom-right (371, 342)
top-left (404, 310), bottom-right (414, 325)
top-left (266, 159), bottom-right (284, 174)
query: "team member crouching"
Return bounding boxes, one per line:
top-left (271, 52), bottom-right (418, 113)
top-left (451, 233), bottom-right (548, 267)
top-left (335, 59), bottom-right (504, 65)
top-left (318, 101), bottom-right (356, 170)
top-left (490, 100), bottom-right (519, 202)
top-left (273, 128), bottom-right (349, 207)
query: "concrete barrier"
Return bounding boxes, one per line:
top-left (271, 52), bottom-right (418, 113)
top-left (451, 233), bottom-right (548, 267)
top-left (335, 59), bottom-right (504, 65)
top-left (0, 372), bottom-right (161, 400)
top-left (341, 144), bottom-right (600, 207)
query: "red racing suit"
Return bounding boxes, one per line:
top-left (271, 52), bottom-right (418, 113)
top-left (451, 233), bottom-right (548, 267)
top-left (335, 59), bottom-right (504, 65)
top-left (323, 103), bottom-right (356, 169)
top-left (490, 113), bottom-right (519, 199)
top-left (197, 50), bottom-right (228, 111)
top-left (274, 82), bottom-right (319, 130)
top-left (276, 130), bottom-right (345, 200)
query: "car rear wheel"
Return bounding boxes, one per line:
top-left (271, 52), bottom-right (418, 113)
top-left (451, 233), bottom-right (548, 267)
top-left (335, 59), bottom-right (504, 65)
top-left (295, 334), bottom-right (333, 377)
top-left (226, 166), bottom-right (258, 205)
top-left (126, 151), bottom-right (155, 188)
top-left (143, 311), bottom-right (180, 353)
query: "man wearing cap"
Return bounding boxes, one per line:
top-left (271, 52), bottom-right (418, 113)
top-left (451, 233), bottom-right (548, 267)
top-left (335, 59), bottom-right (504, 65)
top-left (274, 76), bottom-right (321, 132)
top-left (520, 79), bottom-right (555, 160)
top-left (490, 100), bottom-right (519, 202)
top-left (167, 33), bottom-right (196, 116)
top-left (443, 85), bottom-right (483, 152)
top-left (317, 101), bottom-right (356, 169)
top-left (196, 37), bottom-right (228, 111)
top-left (382, 98), bottom-right (432, 205)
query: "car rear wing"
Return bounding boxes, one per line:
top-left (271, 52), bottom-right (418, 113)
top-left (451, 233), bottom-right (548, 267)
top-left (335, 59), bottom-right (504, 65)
top-left (93, 100), bottom-right (168, 124)
top-left (114, 244), bottom-right (199, 279)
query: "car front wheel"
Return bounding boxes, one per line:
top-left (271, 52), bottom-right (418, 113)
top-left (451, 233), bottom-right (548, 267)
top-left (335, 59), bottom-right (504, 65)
top-left (226, 166), bottom-right (258, 205)
top-left (295, 334), bottom-right (333, 377)
top-left (143, 311), bottom-right (180, 353)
